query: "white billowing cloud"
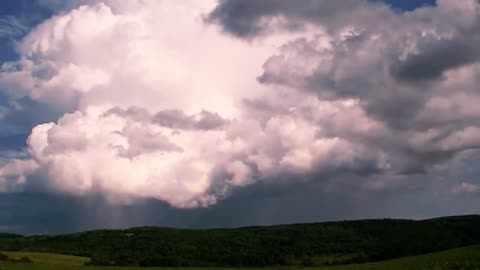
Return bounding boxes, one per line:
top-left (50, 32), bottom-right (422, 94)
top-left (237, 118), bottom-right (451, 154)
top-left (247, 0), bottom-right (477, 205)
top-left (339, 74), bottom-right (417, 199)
top-left (1, 0), bottom-right (480, 208)
top-left (0, 0), bottom-right (371, 207)
top-left (1, 1), bottom-right (273, 113)
top-left (25, 98), bottom-right (370, 206)
top-left (27, 107), bottom-right (222, 207)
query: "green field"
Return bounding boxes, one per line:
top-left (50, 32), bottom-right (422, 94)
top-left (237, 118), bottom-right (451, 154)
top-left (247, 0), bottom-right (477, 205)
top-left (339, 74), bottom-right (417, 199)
top-left (1, 251), bottom-right (89, 266)
top-left (1, 245), bottom-right (480, 270)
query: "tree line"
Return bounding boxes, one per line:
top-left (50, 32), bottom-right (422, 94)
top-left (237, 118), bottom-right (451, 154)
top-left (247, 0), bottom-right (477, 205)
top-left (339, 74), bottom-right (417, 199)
top-left (1, 215), bottom-right (480, 267)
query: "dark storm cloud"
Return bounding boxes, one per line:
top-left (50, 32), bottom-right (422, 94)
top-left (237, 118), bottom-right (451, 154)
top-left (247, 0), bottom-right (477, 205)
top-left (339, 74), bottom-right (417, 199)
top-left (207, 0), bottom-right (392, 37)
top-left (257, 33), bottom-right (432, 129)
top-left (226, 0), bottom-right (480, 193)
top-left (251, 3), bottom-right (480, 130)
top-left (105, 107), bottom-right (229, 131)
top-left (154, 110), bottom-right (229, 130)
top-left (103, 107), bottom-right (151, 122)
top-left (116, 126), bottom-right (184, 158)
top-left (392, 37), bottom-right (480, 81)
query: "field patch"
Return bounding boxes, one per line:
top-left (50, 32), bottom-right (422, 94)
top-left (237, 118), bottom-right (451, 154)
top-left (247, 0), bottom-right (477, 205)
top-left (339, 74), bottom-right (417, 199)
top-left (325, 245), bottom-right (480, 270)
top-left (1, 252), bottom-right (89, 267)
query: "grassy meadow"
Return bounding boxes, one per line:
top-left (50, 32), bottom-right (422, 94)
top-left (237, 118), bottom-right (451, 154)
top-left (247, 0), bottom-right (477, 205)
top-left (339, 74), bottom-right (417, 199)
top-left (1, 245), bottom-right (480, 270)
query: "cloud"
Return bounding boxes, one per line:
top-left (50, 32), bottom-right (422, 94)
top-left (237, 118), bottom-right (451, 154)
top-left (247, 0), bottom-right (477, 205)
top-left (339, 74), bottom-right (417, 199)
top-left (0, 158), bottom-right (39, 192)
top-left (27, 108), bottom-right (221, 207)
top-left (208, 0), bottom-right (480, 193)
top-left (3, 1), bottom-right (339, 207)
top-left (452, 182), bottom-right (479, 194)
top-left (243, 0), bottom-right (480, 172)
top-left (207, 0), bottom-right (393, 37)
top-left (391, 37), bottom-right (480, 82)
top-left (0, 1), bottom-right (352, 207)
top-left (106, 107), bottom-right (229, 131)
top-left (0, 0), bottom-right (480, 212)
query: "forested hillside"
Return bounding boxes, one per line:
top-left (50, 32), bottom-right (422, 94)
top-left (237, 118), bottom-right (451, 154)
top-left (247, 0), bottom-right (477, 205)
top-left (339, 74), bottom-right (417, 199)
top-left (1, 215), bottom-right (479, 267)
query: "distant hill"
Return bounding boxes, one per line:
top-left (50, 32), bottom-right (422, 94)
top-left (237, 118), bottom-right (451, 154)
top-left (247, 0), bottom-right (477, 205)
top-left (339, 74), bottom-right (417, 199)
top-left (0, 233), bottom-right (22, 239)
top-left (1, 215), bottom-right (480, 267)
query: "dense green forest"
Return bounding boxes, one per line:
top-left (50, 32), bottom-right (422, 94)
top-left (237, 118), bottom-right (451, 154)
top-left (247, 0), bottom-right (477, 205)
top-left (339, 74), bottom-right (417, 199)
top-left (1, 215), bottom-right (480, 267)
top-left (2, 245), bottom-right (480, 270)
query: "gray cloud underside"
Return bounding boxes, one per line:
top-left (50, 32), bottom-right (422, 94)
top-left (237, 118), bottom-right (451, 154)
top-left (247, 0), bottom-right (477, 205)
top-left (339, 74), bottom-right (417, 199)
top-left (105, 107), bottom-right (229, 131)
top-left (207, 0), bottom-right (392, 37)
top-left (2, 176), bottom-right (480, 235)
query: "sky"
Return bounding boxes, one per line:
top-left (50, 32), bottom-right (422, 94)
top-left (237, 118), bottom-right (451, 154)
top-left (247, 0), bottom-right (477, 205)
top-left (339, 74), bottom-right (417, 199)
top-left (383, 0), bottom-right (436, 11)
top-left (1, 0), bottom-right (480, 235)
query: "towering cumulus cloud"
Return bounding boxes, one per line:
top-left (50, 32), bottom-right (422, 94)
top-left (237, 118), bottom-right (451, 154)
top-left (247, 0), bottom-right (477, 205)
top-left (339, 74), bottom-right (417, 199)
top-left (1, 0), bottom-right (480, 208)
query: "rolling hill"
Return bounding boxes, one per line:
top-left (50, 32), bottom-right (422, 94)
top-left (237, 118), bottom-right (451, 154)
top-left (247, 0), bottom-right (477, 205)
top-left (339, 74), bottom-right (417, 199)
top-left (1, 215), bottom-right (480, 267)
